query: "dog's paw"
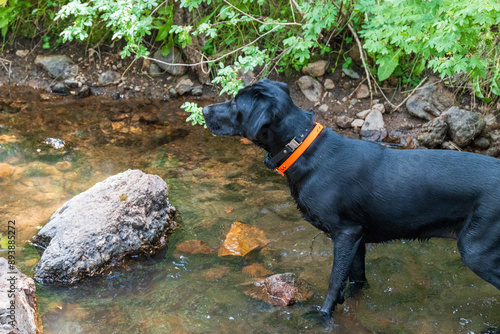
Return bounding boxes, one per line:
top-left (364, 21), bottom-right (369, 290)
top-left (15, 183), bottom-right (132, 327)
top-left (302, 309), bottom-right (334, 327)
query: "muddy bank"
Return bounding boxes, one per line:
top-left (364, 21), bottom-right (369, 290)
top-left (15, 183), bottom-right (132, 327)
top-left (1, 42), bottom-right (499, 155)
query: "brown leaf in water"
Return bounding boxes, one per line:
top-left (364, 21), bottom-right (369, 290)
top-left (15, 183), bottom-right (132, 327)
top-left (24, 258), bottom-right (39, 267)
top-left (176, 239), bottom-right (214, 255)
top-left (218, 222), bottom-right (270, 257)
top-left (242, 263), bottom-right (272, 277)
top-left (201, 266), bottom-right (230, 281)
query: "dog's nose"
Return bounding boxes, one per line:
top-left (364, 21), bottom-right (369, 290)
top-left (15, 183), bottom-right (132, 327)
top-left (202, 106), bottom-right (210, 116)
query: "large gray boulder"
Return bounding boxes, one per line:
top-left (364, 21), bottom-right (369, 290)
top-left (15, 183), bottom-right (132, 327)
top-left (0, 259), bottom-right (40, 334)
top-left (417, 107), bottom-right (486, 148)
top-left (406, 76), bottom-right (455, 120)
top-left (32, 169), bottom-right (177, 284)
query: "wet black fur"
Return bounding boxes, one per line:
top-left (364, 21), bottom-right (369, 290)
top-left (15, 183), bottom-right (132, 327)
top-left (203, 79), bottom-right (500, 318)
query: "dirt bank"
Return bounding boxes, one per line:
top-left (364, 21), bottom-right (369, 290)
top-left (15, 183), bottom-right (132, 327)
top-left (1, 41), bottom-right (498, 155)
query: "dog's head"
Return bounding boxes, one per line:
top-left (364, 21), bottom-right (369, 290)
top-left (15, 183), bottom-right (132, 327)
top-left (202, 79), bottom-right (314, 152)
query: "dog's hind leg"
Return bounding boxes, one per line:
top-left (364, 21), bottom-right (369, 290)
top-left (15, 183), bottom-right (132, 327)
top-left (348, 242), bottom-right (367, 295)
top-left (457, 213), bottom-right (500, 290)
top-left (320, 230), bottom-right (364, 317)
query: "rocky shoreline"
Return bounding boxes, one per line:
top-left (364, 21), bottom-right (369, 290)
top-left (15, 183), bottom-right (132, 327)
top-left (1, 44), bottom-right (498, 157)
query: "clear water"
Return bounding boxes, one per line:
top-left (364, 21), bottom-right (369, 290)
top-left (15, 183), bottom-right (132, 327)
top-left (0, 86), bottom-right (498, 333)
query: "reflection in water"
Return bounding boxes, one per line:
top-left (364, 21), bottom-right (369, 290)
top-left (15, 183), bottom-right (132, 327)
top-left (0, 86), bottom-right (499, 333)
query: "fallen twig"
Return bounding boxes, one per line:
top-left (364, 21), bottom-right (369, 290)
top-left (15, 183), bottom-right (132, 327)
top-left (346, 23), bottom-right (373, 104)
top-left (348, 77), bottom-right (367, 99)
top-left (0, 58), bottom-right (12, 79)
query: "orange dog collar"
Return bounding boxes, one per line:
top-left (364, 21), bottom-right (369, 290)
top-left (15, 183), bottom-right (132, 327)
top-left (276, 123), bottom-right (324, 175)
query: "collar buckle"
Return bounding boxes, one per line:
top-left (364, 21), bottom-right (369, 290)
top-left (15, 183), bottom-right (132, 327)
top-left (286, 138), bottom-right (301, 152)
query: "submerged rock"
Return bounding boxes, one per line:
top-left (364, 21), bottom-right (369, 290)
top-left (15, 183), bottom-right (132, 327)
top-left (0, 258), bottom-right (40, 334)
top-left (242, 263), bottom-right (272, 277)
top-left (201, 266), bottom-right (230, 281)
top-left (0, 163), bottom-right (15, 181)
top-left (43, 138), bottom-right (65, 149)
top-left (244, 273), bottom-right (312, 306)
top-left (176, 240), bottom-right (214, 255)
top-left (0, 98), bottom-right (27, 113)
top-left (32, 169), bottom-right (177, 284)
top-left (218, 222), bottom-right (269, 257)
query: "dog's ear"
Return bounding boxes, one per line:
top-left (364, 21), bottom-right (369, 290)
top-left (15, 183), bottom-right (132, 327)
top-left (259, 79), bottom-right (290, 96)
top-left (245, 98), bottom-right (273, 140)
top-left (274, 81), bottom-right (290, 95)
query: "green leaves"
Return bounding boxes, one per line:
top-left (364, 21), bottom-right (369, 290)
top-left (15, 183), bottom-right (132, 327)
top-left (169, 25), bottom-right (193, 48)
top-left (182, 102), bottom-right (206, 127)
top-left (57, 0), bottom-right (160, 58)
top-left (376, 49), bottom-right (401, 81)
top-left (358, 0), bottom-right (500, 95)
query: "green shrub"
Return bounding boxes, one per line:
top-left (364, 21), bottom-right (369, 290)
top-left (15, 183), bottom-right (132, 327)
top-left (56, 0), bottom-right (161, 58)
top-left (357, 0), bottom-right (500, 99)
top-left (3, 0), bottom-right (500, 108)
top-left (0, 0), bottom-right (66, 44)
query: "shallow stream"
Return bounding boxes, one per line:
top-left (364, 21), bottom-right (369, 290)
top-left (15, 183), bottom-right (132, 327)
top-left (0, 86), bottom-right (499, 333)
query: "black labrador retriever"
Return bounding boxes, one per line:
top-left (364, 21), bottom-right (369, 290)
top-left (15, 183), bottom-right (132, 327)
top-left (202, 79), bottom-right (500, 318)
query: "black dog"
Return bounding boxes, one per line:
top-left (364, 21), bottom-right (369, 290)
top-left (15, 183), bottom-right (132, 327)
top-left (202, 79), bottom-right (500, 318)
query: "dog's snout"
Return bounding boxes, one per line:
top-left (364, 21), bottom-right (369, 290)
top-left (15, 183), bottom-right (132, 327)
top-left (202, 106), bottom-right (210, 116)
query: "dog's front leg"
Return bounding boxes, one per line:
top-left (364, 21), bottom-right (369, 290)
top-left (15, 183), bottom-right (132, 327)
top-left (320, 231), bottom-right (363, 317)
